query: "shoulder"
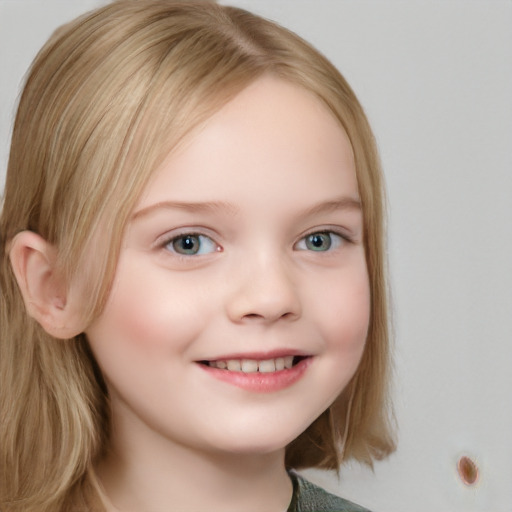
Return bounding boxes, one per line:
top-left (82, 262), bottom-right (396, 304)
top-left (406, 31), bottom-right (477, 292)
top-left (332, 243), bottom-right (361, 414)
top-left (288, 471), bottom-right (373, 512)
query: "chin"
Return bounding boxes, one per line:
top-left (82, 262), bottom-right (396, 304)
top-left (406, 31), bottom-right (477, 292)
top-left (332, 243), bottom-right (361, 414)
top-left (205, 424), bottom-right (308, 457)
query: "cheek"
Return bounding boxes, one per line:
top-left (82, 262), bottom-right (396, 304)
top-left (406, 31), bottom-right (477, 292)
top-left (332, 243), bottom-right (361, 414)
top-left (85, 257), bottom-right (205, 368)
top-left (319, 266), bottom-right (371, 359)
top-left (292, 265), bottom-right (370, 428)
top-left (89, 276), bottom-right (162, 354)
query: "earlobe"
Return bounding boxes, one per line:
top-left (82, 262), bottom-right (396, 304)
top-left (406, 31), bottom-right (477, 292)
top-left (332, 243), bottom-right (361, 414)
top-left (9, 231), bottom-right (82, 339)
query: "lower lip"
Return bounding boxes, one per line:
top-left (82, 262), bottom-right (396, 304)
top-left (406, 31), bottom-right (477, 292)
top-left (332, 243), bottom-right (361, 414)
top-left (197, 357), bottom-right (312, 393)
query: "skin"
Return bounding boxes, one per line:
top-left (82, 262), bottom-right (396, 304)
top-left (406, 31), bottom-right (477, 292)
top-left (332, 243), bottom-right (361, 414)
top-left (85, 75), bottom-right (370, 512)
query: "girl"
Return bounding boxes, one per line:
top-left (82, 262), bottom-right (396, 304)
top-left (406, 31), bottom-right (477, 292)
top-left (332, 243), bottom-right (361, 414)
top-left (0, 1), bottom-right (395, 511)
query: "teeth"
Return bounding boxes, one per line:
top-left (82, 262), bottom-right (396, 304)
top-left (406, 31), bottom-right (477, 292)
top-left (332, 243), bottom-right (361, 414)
top-left (208, 356), bottom-right (300, 373)
top-left (284, 356), bottom-right (294, 369)
top-left (258, 359), bottom-right (276, 373)
top-left (227, 360), bottom-right (241, 371)
top-left (241, 359), bottom-right (259, 372)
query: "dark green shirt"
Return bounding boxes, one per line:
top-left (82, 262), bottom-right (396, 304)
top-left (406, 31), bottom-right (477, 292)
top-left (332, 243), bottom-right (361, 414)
top-left (287, 472), bottom-right (372, 512)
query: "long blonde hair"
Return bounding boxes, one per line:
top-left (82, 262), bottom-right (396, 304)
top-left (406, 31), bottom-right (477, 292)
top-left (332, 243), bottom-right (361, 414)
top-left (0, 2), bottom-right (395, 510)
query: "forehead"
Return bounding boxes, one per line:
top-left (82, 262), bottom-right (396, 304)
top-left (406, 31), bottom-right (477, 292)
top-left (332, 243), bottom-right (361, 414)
top-left (136, 75), bottom-right (357, 210)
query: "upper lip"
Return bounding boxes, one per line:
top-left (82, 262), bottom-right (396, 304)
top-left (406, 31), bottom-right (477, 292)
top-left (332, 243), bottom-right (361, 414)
top-left (197, 349), bottom-right (311, 362)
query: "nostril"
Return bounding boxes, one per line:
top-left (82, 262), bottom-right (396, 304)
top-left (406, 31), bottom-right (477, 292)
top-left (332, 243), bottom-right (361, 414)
top-left (241, 310), bottom-right (297, 322)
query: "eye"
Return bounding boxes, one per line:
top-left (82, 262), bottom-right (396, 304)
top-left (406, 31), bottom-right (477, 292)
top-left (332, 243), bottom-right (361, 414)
top-left (167, 234), bottom-right (218, 256)
top-left (295, 231), bottom-right (344, 252)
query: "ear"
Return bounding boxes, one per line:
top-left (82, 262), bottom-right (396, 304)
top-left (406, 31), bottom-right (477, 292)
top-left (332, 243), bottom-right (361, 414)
top-left (9, 231), bottom-right (83, 339)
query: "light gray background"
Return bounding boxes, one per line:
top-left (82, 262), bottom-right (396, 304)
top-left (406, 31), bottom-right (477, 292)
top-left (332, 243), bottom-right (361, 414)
top-left (1, 1), bottom-right (511, 511)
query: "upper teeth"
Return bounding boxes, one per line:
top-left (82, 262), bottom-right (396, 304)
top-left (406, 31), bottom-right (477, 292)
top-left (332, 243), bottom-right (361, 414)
top-left (209, 356), bottom-right (294, 373)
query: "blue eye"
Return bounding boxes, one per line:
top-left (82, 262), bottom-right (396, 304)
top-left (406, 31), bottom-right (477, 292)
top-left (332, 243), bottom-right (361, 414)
top-left (296, 231), bottom-right (344, 252)
top-left (167, 234), bottom-right (218, 256)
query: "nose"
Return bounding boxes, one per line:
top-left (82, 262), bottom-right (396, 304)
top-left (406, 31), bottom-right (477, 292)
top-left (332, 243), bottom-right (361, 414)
top-left (225, 254), bottom-right (302, 324)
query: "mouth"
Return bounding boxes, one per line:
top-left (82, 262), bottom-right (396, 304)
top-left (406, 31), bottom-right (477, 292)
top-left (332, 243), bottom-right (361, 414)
top-left (197, 354), bottom-right (312, 392)
top-left (198, 355), bottom-right (309, 374)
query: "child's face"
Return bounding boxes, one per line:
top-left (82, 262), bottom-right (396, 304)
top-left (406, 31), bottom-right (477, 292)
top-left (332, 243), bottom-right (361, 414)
top-left (86, 76), bottom-right (369, 457)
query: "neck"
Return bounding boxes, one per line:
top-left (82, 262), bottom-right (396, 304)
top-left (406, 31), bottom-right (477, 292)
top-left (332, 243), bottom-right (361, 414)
top-left (96, 420), bottom-right (293, 512)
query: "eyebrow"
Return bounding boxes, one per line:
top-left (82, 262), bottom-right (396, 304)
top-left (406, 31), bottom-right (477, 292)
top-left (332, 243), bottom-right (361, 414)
top-left (131, 196), bottom-right (361, 221)
top-left (131, 200), bottom-right (238, 220)
top-left (300, 197), bottom-right (362, 217)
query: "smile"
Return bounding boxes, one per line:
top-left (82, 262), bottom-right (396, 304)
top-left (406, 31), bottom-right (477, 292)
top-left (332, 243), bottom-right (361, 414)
top-left (205, 356), bottom-right (299, 373)
top-left (197, 355), bottom-right (312, 392)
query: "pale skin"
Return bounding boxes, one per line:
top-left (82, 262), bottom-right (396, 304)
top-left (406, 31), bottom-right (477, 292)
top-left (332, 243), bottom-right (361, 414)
top-left (10, 76), bottom-right (370, 512)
